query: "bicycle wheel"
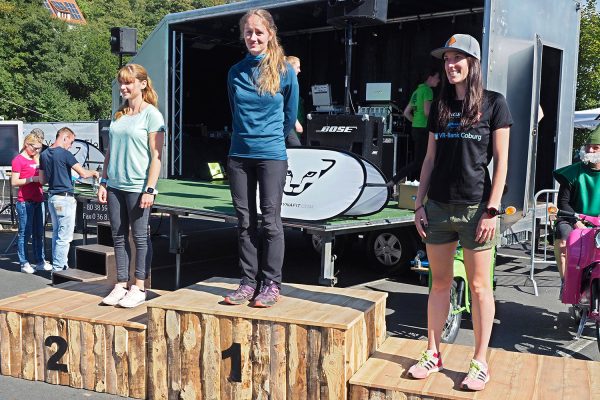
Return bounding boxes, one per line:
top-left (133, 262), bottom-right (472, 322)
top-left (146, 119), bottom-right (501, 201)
top-left (441, 280), bottom-right (464, 344)
top-left (596, 321), bottom-right (600, 354)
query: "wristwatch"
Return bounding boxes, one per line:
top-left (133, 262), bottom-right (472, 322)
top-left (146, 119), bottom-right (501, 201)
top-left (485, 207), bottom-right (500, 217)
top-left (145, 187), bottom-right (157, 195)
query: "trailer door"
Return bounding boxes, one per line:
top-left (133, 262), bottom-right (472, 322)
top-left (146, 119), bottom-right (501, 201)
top-left (524, 35), bottom-right (543, 214)
top-left (482, 0), bottom-right (579, 220)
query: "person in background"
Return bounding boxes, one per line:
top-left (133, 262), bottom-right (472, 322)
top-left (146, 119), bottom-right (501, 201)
top-left (408, 34), bottom-right (512, 391)
top-left (98, 63), bottom-right (165, 308)
top-left (30, 128), bottom-right (46, 144)
top-left (552, 125), bottom-right (600, 296)
top-left (11, 133), bottom-right (51, 273)
top-left (39, 128), bottom-right (99, 272)
top-left (224, 8), bottom-right (298, 308)
top-left (285, 55), bottom-right (304, 147)
top-left (403, 67), bottom-right (440, 181)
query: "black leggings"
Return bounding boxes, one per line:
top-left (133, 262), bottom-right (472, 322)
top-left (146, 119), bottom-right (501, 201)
top-left (107, 187), bottom-right (152, 282)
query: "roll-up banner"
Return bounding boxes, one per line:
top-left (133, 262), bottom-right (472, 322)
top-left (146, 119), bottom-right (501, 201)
top-left (265, 147), bottom-right (390, 221)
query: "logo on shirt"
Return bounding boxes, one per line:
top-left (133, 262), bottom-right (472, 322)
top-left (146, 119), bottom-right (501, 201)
top-left (284, 159), bottom-right (336, 196)
top-left (435, 132), bottom-right (482, 141)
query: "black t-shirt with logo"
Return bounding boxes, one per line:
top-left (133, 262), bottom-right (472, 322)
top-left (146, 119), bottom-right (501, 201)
top-left (426, 90), bottom-right (513, 204)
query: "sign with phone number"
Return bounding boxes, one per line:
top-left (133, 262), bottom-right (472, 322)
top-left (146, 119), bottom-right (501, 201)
top-left (83, 200), bottom-right (109, 222)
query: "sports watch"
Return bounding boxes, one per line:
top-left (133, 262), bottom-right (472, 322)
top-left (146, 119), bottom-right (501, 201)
top-left (145, 187), bottom-right (157, 195)
top-left (485, 207), bottom-right (500, 217)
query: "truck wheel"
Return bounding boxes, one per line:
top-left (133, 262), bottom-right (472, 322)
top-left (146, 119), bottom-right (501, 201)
top-left (366, 229), bottom-right (416, 275)
top-left (305, 233), bottom-right (350, 258)
top-left (441, 280), bottom-right (463, 344)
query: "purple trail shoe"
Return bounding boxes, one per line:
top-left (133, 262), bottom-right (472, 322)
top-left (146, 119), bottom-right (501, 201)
top-left (223, 283), bottom-right (256, 305)
top-left (253, 281), bottom-right (280, 308)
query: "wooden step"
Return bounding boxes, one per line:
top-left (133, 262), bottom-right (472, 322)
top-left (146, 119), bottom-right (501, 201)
top-left (51, 269), bottom-right (106, 285)
top-left (75, 243), bottom-right (151, 288)
top-left (349, 337), bottom-right (600, 399)
top-left (75, 244), bottom-right (115, 277)
top-left (96, 221), bottom-right (114, 246)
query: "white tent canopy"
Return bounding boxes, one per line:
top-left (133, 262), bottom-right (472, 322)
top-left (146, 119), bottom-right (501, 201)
top-left (574, 107), bottom-right (600, 129)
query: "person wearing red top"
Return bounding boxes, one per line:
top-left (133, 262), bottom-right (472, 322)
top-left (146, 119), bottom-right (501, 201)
top-left (11, 132), bottom-right (51, 273)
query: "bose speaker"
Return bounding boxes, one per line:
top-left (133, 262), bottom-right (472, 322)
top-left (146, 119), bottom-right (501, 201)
top-left (327, 0), bottom-right (388, 27)
top-left (110, 27), bottom-right (137, 55)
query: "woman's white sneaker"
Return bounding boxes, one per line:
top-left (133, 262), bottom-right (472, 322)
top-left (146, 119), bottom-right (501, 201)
top-left (102, 284), bottom-right (128, 306)
top-left (118, 285), bottom-right (146, 308)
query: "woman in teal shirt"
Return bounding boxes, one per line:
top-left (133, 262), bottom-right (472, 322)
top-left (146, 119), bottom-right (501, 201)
top-left (98, 63), bottom-right (165, 308)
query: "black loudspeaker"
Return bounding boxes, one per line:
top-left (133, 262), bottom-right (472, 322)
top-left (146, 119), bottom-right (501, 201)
top-left (306, 114), bottom-right (384, 168)
top-left (98, 119), bottom-right (111, 154)
top-left (110, 27), bottom-right (137, 55)
top-left (327, 0), bottom-right (387, 27)
top-left (380, 134), bottom-right (399, 181)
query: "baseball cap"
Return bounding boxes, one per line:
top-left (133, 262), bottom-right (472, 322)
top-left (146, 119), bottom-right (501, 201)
top-left (587, 125), bottom-right (600, 145)
top-left (431, 34), bottom-right (481, 60)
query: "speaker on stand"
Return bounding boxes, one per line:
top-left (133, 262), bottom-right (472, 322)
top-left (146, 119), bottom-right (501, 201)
top-left (110, 27), bottom-right (137, 68)
top-left (326, 0), bottom-right (388, 113)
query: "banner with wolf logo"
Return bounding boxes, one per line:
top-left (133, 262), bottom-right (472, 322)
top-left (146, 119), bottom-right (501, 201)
top-left (273, 147), bottom-right (390, 221)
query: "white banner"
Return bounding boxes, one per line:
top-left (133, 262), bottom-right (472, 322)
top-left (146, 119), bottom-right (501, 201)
top-left (277, 148), bottom-right (389, 221)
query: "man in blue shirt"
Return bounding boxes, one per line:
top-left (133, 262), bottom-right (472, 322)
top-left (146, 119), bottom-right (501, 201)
top-left (39, 127), bottom-right (99, 271)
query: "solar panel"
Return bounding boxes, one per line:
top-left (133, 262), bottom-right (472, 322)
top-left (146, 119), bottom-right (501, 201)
top-left (43, 0), bottom-right (51, 10)
top-left (51, 1), bottom-right (68, 12)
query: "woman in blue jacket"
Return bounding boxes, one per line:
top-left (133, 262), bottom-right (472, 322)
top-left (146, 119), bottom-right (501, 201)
top-left (224, 8), bottom-right (298, 308)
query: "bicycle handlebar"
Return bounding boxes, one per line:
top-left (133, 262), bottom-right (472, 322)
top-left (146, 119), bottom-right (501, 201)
top-left (553, 208), bottom-right (600, 228)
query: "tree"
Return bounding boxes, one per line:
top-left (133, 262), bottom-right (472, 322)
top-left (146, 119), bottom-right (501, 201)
top-left (577, 0), bottom-right (600, 110)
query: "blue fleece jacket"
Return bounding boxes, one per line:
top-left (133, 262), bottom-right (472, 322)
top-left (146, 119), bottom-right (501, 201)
top-left (227, 53), bottom-right (299, 160)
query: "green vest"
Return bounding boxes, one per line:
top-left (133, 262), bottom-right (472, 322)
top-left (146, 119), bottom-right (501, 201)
top-left (553, 162), bottom-right (600, 216)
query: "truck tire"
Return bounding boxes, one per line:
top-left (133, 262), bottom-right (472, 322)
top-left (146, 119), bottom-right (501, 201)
top-left (366, 229), bottom-right (417, 275)
top-left (305, 233), bottom-right (350, 258)
top-left (441, 280), bottom-right (463, 344)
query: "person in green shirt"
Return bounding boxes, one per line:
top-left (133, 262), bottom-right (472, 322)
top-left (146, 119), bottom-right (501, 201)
top-left (552, 125), bottom-right (600, 295)
top-left (403, 67), bottom-right (440, 180)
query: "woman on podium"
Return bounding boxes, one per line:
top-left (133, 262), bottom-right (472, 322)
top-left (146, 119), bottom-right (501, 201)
top-left (408, 34), bottom-right (512, 391)
top-left (224, 9), bottom-right (298, 308)
top-left (98, 64), bottom-right (165, 308)
top-left (11, 132), bottom-right (50, 274)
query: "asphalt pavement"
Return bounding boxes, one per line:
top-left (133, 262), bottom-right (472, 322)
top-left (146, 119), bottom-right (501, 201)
top-left (0, 217), bottom-right (597, 399)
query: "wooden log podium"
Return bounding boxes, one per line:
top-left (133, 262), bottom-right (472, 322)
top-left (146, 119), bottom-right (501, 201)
top-left (147, 277), bottom-right (388, 400)
top-left (349, 337), bottom-right (600, 399)
top-left (0, 282), bottom-right (165, 399)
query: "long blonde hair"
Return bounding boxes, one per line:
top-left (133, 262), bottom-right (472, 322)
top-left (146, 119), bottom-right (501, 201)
top-left (239, 9), bottom-right (287, 96)
top-left (21, 132), bottom-right (43, 161)
top-left (115, 64), bottom-right (159, 120)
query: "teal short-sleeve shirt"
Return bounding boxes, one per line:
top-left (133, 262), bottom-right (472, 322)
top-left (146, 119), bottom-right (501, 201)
top-left (107, 104), bottom-right (165, 192)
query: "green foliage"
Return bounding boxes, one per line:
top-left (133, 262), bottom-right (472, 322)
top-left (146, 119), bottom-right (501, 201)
top-left (577, 0), bottom-right (600, 110)
top-left (0, 0), bottom-right (594, 122)
top-left (0, 0), bottom-right (227, 122)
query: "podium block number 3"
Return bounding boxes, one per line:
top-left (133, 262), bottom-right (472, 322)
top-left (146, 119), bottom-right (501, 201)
top-left (45, 336), bottom-right (68, 372)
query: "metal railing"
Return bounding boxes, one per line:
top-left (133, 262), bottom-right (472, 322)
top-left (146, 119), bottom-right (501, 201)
top-left (528, 189), bottom-right (558, 296)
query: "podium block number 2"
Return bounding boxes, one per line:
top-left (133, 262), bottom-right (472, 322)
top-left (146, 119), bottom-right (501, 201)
top-left (45, 336), bottom-right (68, 372)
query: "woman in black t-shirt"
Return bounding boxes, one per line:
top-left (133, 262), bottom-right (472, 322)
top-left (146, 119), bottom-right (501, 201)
top-left (407, 34), bottom-right (512, 391)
